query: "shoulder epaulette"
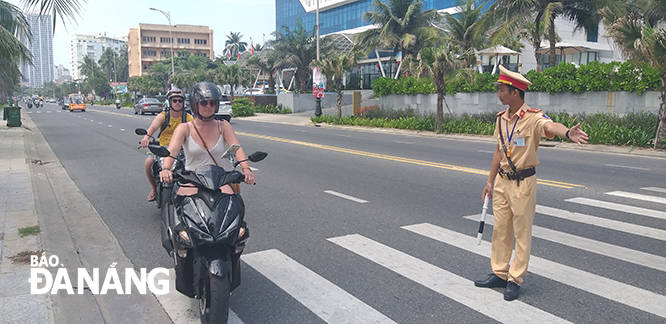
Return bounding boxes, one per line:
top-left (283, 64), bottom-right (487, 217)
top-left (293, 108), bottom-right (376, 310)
top-left (496, 109), bottom-right (506, 116)
top-left (527, 108), bottom-right (542, 113)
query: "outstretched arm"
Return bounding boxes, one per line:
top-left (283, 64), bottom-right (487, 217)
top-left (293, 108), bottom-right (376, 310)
top-left (544, 122), bottom-right (589, 147)
top-left (221, 121), bottom-right (255, 185)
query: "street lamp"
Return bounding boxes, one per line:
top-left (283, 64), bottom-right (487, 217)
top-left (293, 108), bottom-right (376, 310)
top-left (316, 0), bottom-right (320, 61)
top-left (150, 7), bottom-right (175, 77)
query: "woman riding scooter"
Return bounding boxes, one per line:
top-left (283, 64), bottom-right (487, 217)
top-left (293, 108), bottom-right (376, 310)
top-left (159, 81), bottom-right (254, 188)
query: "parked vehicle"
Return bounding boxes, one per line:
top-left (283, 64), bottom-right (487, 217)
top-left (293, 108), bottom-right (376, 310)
top-left (134, 98), bottom-right (163, 115)
top-left (149, 144), bottom-right (267, 324)
top-left (243, 88), bottom-right (264, 95)
top-left (68, 94), bottom-right (86, 112)
top-left (214, 95), bottom-right (232, 122)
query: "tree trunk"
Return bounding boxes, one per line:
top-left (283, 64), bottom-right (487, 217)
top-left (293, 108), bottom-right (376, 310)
top-left (336, 79), bottom-right (342, 118)
top-left (654, 74), bottom-right (666, 150)
top-left (533, 39), bottom-right (542, 72)
top-left (548, 16), bottom-right (557, 69)
top-left (436, 88), bottom-right (444, 132)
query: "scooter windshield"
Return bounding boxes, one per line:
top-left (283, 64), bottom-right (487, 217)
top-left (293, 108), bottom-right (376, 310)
top-left (191, 164), bottom-right (228, 190)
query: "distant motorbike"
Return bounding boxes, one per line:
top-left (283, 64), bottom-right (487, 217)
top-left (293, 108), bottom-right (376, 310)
top-left (135, 128), bottom-right (185, 209)
top-left (149, 143), bottom-right (267, 324)
top-left (116, 102), bottom-right (121, 109)
top-left (27, 101), bottom-right (32, 109)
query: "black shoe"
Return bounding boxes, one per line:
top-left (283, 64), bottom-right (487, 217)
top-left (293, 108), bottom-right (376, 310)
top-left (474, 274), bottom-right (508, 288)
top-left (504, 281), bottom-right (520, 301)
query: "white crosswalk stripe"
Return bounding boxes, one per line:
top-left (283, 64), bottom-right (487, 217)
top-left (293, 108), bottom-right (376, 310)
top-left (242, 249), bottom-right (396, 324)
top-left (535, 205), bottom-right (666, 241)
top-left (463, 214), bottom-right (666, 271)
top-left (641, 187), bottom-right (666, 194)
top-left (402, 223), bottom-right (666, 319)
top-left (606, 191), bottom-right (666, 205)
top-left (565, 197), bottom-right (666, 221)
top-left (327, 234), bottom-right (571, 324)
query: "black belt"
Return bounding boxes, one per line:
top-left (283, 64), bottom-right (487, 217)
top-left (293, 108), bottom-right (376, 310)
top-left (498, 167), bottom-right (535, 185)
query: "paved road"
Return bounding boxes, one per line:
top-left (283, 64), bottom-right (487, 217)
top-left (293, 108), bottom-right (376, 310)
top-left (27, 103), bottom-right (666, 323)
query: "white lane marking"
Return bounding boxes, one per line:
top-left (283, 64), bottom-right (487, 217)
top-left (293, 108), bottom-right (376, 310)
top-left (463, 214), bottom-right (666, 271)
top-left (120, 129), bottom-right (126, 132)
top-left (243, 249), bottom-right (396, 324)
top-left (477, 150), bottom-right (495, 153)
top-left (565, 197), bottom-right (666, 221)
top-left (338, 134), bottom-right (351, 137)
top-left (295, 129), bottom-right (306, 132)
top-left (47, 111), bottom-right (51, 113)
top-left (606, 191), bottom-right (666, 205)
top-left (402, 223), bottom-right (666, 319)
top-left (108, 125), bottom-right (112, 128)
top-left (328, 234), bottom-right (570, 324)
top-left (536, 205), bottom-right (666, 241)
top-left (642, 187), bottom-right (666, 194)
top-left (153, 268), bottom-right (244, 324)
top-left (36, 111), bottom-right (41, 114)
top-left (324, 190), bottom-right (368, 203)
top-left (394, 141), bottom-right (414, 145)
top-left (605, 164), bottom-right (650, 171)
top-left (98, 122), bottom-right (102, 125)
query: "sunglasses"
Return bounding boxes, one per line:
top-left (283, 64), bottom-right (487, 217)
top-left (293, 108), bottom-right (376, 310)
top-left (199, 100), bottom-right (219, 107)
top-left (171, 99), bottom-right (183, 103)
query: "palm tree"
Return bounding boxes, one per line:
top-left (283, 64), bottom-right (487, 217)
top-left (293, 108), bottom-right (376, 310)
top-left (98, 48), bottom-right (117, 82)
top-left (225, 31), bottom-right (248, 58)
top-left (602, 5), bottom-right (666, 149)
top-left (0, 0), bottom-right (32, 97)
top-left (413, 44), bottom-right (472, 131)
top-left (354, 0), bottom-right (440, 59)
top-left (274, 19), bottom-right (334, 92)
top-left (147, 62), bottom-right (171, 92)
top-left (117, 44), bottom-right (129, 82)
top-left (215, 64), bottom-right (252, 97)
top-left (489, 0), bottom-right (620, 69)
top-left (79, 55), bottom-right (100, 79)
top-left (312, 52), bottom-right (359, 117)
top-left (246, 49), bottom-right (283, 94)
top-left (441, 0), bottom-right (489, 52)
top-left (253, 43), bottom-right (264, 51)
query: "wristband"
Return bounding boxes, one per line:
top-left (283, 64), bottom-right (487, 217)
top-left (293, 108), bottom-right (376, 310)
top-left (162, 168), bottom-right (171, 172)
top-left (565, 129), bottom-right (571, 140)
top-left (242, 167), bottom-right (251, 171)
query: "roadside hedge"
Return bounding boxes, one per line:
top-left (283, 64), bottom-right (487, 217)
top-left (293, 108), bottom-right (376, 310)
top-left (372, 61), bottom-right (662, 96)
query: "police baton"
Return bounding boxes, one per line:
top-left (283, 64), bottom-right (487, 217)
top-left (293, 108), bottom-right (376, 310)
top-left (476, 196), bottom-right (490, 245)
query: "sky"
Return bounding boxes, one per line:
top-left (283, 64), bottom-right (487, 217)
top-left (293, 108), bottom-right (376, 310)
top-left (8, 0), bottom-right (276, 67)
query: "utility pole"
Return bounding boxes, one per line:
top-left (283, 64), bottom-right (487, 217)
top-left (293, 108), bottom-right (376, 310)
top-left (316, 0), bottom-right (320, 61)
top-left (150, 7), bottom-right (175, 76)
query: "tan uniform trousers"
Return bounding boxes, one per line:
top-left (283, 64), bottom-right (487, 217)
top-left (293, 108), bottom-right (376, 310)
top-left (491, 174), bottom-right (537, 286)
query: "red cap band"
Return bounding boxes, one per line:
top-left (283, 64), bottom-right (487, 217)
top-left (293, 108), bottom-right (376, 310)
top-left (497, 75), bottom-right (529, 91)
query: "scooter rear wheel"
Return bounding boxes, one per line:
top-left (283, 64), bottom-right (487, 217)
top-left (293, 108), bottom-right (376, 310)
top-left (199, 271), bottom-right (230, 324)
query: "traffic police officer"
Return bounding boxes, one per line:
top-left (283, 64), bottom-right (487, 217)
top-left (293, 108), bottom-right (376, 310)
top-left (474, 65), bottom-right (589, 301)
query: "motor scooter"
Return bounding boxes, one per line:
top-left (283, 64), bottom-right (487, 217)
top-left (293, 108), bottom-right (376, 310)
top-left (149, 143), bottom-right (266, 324)
top-left (116, 102), bottom-right (122, 109)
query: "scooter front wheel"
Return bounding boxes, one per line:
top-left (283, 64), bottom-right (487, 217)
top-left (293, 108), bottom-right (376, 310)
top-left (199, 271), bottom-right (230, 324)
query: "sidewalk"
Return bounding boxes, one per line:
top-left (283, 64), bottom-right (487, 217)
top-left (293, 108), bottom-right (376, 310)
top-left (0, 109), bottom-right (173, 323)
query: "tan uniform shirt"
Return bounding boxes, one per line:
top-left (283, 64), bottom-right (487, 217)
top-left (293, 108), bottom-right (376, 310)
top-left (492, 103), bottom-right (554, 172)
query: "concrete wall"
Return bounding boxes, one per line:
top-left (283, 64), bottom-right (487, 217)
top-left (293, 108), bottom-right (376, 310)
top-left (278, 93), bottom-right (353, 113)
top-left (380, 91), bottom-right (661, 115)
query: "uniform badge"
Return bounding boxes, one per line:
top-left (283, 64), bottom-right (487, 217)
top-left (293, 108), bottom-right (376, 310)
top-left (519, 110), bottom-right (526, 118)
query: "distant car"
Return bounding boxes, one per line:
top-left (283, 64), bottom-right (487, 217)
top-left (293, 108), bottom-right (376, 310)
top-left (134, 98), bottom-right (163, 115)
top-left (46, 98), bottom-right (56, 103)
top-left (214, 95), bottom-right (232, 122)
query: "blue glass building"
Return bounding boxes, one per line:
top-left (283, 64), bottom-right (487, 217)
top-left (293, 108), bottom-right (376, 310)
top-left (276, 0), bottom-right (458, 35)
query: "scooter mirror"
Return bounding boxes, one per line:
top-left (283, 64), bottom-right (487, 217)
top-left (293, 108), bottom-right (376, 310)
top-left (247, 151), bottom-right (268, 163)
top-left (135, 128), bottom-right (148, 136)
top-left (148, 145), bottom-right (171, 157)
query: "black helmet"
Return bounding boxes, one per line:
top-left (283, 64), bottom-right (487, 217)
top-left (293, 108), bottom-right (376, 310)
top-left (189, 82), bottom-right (220, 121)
top-left (166, 88), bottom-right (185, 111)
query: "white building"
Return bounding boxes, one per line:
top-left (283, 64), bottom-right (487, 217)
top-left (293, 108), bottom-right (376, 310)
top-left (70, 33), bottom-right (126, 80)
top-left (54, 64), bottom-right (71, 80)
top-left (19, 14), bottom-right (54, 88)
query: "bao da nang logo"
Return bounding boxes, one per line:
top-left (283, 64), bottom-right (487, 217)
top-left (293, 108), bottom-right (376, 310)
top-left (29, 252), bottom-right (169, 295)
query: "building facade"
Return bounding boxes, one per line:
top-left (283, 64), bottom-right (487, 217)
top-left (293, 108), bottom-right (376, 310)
top-left (127, 24), bottom-right (214, 77)
top-left (70, 34), bottom-right (127, 80)
top-left (54, 64), bottom-right (71, 80)
top-left (275, 0), bottom-right (625, 89)
top-left (19, 14), bottom-right (54, 88)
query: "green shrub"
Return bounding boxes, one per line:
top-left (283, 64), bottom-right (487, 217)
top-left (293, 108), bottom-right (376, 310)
top-left (374, 61), bottom-right (661, 95)
top-left (255, 103), bottom-right (292, 114)
top-left (311, 108), bottom-right (658, 147)
top-left (231, 97), bottom-right (255, 117)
